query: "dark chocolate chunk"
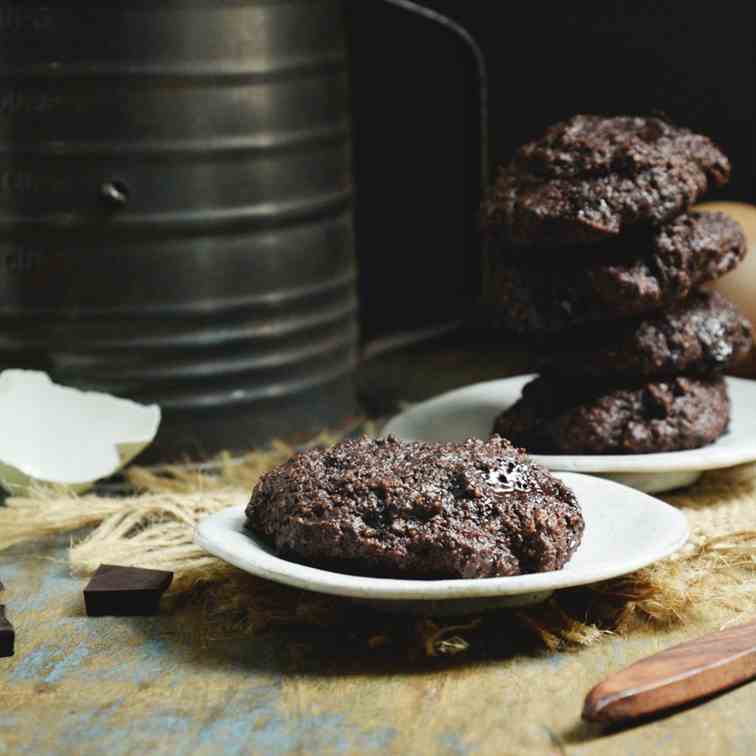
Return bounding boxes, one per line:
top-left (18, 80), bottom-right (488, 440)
top-left (0, 605), bottom-right (14, 658)
top-left (84, 564), bottom-right (173, 617)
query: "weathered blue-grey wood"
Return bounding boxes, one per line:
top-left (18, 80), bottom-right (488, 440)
top-left (3, 532), bottom-right (756, 755)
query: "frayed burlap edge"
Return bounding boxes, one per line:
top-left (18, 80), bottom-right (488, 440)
top-left (2, 432), bottom-right (756, 657)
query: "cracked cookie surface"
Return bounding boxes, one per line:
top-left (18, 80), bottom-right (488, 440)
top-left (488, 211), bottom-right (746, 334)
top-left (540, 290), bottom-right (752, 380)
top-left (492, 375), bottom-right (730, 454)
top-left (484, 115), bottom-right (730, 246)
top-left (246, 435), bottom-right (584, 579)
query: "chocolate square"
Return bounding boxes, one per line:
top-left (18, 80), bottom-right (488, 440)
top-left (83, 564), bottom-right (173, 617)
top-left (0, 605), bottom-right (14, 658)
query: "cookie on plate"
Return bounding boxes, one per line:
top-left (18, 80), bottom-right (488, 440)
top-left (246, 435), bottom-right (584, 579)
top-left (483, 115), bottom-right (730, 247)
top-left (488, 211), bottom-right (746, 334)
top-left (492, 375), bottom-right (730, 455)
top-left (540, 290), bottom-right (752, 380)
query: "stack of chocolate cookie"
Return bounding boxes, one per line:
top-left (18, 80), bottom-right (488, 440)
top-left (483, 115), bottom-right (753, 454)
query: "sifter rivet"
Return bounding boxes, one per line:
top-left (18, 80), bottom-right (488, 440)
top-left (100, 180), bottom-right (129, 209)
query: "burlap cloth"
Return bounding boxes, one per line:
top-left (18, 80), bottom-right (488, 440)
top-left (2, 431), bottom-right (756, 658)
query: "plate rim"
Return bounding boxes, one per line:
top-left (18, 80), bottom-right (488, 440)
top-left (382, 374), bottom-right (756, 474)
top-left (194, 472), bottom-right (689, 601)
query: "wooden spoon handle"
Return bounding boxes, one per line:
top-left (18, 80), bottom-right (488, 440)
top-left (583, 619), bottom-right (756, 723)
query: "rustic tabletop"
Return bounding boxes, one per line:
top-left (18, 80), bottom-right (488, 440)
top-left (2, 334), bottom-right (755, 755)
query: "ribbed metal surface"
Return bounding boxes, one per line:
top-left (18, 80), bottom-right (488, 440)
top-left (0, 0), bottom-right (358, 457)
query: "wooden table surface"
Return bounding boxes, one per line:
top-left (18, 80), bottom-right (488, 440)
top-left (2, 334), bottom-right (756, 755)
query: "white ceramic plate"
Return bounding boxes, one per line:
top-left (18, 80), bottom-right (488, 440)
top-left (383, 375), bottom-right (756, 493)
top-left (194, 473), bottom-right (688, 615)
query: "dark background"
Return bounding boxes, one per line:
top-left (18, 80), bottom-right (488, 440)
top-left (347, 0), bottom-right (756, 341)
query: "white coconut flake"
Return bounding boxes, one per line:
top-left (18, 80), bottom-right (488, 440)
top-left (0, 370), bottom-right (161, 492)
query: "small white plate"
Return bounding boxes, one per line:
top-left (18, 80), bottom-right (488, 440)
top-left (194, 473), bottom-right (688, 615)
top-left (383, 375), bottom-right (756, 493)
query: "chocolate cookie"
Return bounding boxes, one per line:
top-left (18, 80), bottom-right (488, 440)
top-left (492, 375), bottom-right (730, 454)
top-left (246, 435), bottom-right (584, 579)
top-left (484, 115), bottom-right (730, 246)
top-left (541, 290), bottom-right (752, 380)
top-left (489, 211), bottom-right (746, 334)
